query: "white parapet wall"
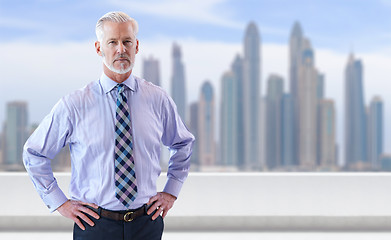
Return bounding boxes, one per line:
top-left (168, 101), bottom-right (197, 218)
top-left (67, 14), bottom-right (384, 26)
top-left (1, 172), bottom-right (391, 231)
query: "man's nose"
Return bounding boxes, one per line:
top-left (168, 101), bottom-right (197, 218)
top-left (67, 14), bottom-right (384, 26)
top-left (117, 42), bottom-right (126, 53)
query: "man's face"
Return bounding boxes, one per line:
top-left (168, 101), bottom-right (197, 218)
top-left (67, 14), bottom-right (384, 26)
top-left (96, 21), bottom-right (139, 74)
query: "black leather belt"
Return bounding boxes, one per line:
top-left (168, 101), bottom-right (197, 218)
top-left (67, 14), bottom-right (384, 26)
top-left (90, 204), bottom-right (147, 222)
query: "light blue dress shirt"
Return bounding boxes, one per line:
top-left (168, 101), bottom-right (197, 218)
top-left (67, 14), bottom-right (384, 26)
top-left (23, 73), bottom-right (194, 212)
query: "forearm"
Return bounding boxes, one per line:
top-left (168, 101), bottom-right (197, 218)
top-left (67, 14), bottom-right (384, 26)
top-left (23, 98), bottom-right (73, 212)
top-left (161, 93), bottom-right (195, 198)
top-left (23, 145), bottom-right (68, 212)
top-left (163, 139), bottom-right (194, 198)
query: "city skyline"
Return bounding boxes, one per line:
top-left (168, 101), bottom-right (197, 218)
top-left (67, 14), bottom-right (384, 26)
top-left (1, 1), bottom-right (390, 164)
top-left (1, 19), bottom-right (389, 171)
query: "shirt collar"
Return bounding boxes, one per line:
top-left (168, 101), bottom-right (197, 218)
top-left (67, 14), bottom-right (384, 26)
top-left (100, 72), bottom-right (137, 94)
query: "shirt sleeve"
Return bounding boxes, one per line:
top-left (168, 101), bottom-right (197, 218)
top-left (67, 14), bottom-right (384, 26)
top-left (23, 99), bottom-right (73, 212)
top-left (160, 94), bottom-right (195, 198)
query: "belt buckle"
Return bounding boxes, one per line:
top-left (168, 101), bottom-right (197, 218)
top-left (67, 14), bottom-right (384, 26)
top-left (124, 211), bottom-right (134, 222)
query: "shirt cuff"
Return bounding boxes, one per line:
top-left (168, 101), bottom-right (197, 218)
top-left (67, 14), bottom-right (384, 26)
top-left (163, 177), bottom-right (183, 198)
top-left (42, 187), bottom-right (68, 212)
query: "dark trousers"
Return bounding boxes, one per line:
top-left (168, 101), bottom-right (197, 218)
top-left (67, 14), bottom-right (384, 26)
top-left (73, 207), bottom-right (164, 240)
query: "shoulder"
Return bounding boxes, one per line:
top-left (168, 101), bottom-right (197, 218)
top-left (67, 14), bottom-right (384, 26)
top-left (134, 76), bottom-right (178, 116)
top-left (60, 80), bottom-right (101, 112)
top-left (134, 76), bottom-right (171, 102)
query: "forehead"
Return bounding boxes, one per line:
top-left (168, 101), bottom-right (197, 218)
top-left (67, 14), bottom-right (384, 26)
top-left (101, 21), bottom-right (135, 39)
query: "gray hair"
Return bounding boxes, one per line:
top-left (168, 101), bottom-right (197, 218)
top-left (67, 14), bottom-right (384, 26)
top-left (95, 11), bottom-right (139, 41)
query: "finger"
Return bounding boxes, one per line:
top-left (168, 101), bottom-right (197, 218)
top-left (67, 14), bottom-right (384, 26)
top-left (80, 206), bottom-right (100, 220)
top-left (147, 201), bottom-right (161, 215)
top-left (77, 212), bottom-right (95, 227)
top-left (151, 208), bottom-right (163, 220)
top-left (162, 209), bottom-right (168, 219)
top-left (81, 202), bottom-right (99, 209)
top-left (147, 195), bottom-right (158, 205)
top-left (74, 217), bottom-right (86, 231)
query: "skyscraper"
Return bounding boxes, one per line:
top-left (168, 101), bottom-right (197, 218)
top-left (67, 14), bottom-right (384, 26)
top-left (319, 99), bottom-right (337, 169)
top-left (4, 101), bottom-right (28, 170)
top-left (298, 39), bottom-right (318, 169)
top-left (220, 71), bottom-right (237, 167)
top-left (143, 55), bottom-right (160, 86)
top-left (198, 81), bottom-right (216, 167)
top-left (171, 43), bottom-right (186, 121)
top-left (231, 54), bottom-right (245, 169)
top-left (367, 96), bottom-right (383, 170)
top-left (188, 102), bottom-right (199, 169)
top-left (290, 22), bottom-right (304, 99)
top-left (289, 21), bottom-right (304, 166)
top-left (345, 54), bottom-right (367, 168)
top-left (316, 74), bottom-right (325, 166)
top-left (282, 94), bottom-right (294, 167)
top-left (243, 22), bottom-right (261, 169)
top-left (316, 74), bottom-right (325, 99)
top-left (0, 129), bottom-right (4, 166)
top-left (380, 154), bottom-right (391, 171)
top-left (265, 74), bottom-right (284, 169)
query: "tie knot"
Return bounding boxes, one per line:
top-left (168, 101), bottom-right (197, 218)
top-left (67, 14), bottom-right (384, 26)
top-left (117, 84), bottom-right (125, 94)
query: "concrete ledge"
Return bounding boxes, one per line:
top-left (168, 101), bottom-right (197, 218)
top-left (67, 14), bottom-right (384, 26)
top-left (2, 216), bottom-right (391, 232)
top-left (2, 173), bottom-right (391, 231)
top-left (166, 216), bottom-right (391, 231)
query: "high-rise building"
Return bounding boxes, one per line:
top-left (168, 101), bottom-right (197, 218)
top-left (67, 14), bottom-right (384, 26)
top-left (259, 96), bottom-right (267, 170)
top-left (243, 22), bottom-right (261, 170)
top-left (265, 74), bottom-right (284, 169)
top-left (220, 71), bottom-right (237, 167)
top-left (143, 55), bottom-right (160, 86)
top-left (4, 101), bottom-right (28, 170)
top-left (298, 39), bottom-right (318, 169)
top-left (316, 74), bottom-right (325, 99)
top-left (367, 96), bottom-right (383, 170)
top-left (281, 94), bottom-right (294, 167)
top-left (345, 54), bottom-right (367, 169)
top-left (289, 21), bottom-right (304, 166)
top-left (381, 154), bottom-right (391, 171)
top-left (231, 54), bottom-right (245, 169)
top-left (188, 102), bottom-right (199, 169)
top-left (316, 74), bottom-right (325, 165)
top-left (171, 43), bottom-right (186, 122)
top-left (0, 129), bottom-right (4, 167)
top-left (198, 81), bottom-right (216, 167)
top-left (290, 22), bottom-right (304, 100)
top-left (318, 99), bottom-right (337, 169)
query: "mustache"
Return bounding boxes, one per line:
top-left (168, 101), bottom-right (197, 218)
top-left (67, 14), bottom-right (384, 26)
top-left (114, 54), bottom-right (130, 61)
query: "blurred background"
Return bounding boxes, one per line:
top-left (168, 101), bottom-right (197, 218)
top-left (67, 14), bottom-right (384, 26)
top-left (1, 1), bottom-right (391, 238)
top-left (1, 0), bottom-right (390, 172)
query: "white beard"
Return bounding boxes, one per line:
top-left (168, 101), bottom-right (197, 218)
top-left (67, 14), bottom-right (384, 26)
top-left (102, 51), bottom-right (134, 74)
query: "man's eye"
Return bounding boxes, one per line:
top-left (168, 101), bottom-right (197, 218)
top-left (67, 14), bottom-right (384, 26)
top-left (108, 41), bottom-right (116, 44)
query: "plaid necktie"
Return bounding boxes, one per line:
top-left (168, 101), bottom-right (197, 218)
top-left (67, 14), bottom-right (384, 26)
top-left (114, 84), bottom-right (137, 207)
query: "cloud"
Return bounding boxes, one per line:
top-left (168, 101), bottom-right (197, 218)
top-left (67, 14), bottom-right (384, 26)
top-left (110, 0), bottom-right (242, 29)
top-left (0, 16), bottom-right (41, 29)
top-left (0, 40), bottom-right (101, 124)
top-left (380, 0), bottom-right (391, 7)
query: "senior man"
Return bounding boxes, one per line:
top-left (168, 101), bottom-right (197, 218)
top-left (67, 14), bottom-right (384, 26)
top-left (23, 11), bottom-right (194, 240)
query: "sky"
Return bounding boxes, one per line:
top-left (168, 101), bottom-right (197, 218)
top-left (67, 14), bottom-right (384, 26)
top-left (1, 0), bottom-right (391, 158)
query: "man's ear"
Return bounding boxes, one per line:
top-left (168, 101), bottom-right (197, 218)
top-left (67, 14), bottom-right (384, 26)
top-left (95, 41), bottom-right (103, 56)
top-left (135, 39), bottom-right (139, 54)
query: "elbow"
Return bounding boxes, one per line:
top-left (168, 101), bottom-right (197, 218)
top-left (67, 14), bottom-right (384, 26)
top-left (23, 141), bottom-right (46, 170)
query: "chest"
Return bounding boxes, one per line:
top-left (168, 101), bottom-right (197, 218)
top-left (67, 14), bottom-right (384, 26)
top-left (71, 94), bottom-right (163, 148)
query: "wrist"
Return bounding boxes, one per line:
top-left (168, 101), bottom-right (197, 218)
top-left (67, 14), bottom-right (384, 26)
top-left (56, 199), bottom-right (70, 212)
top-left (163, 192), bottom-right (177, 201)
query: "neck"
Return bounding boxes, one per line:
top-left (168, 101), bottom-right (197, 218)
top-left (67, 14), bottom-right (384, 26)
top-left (103, 64), bottom-right (132, 83)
